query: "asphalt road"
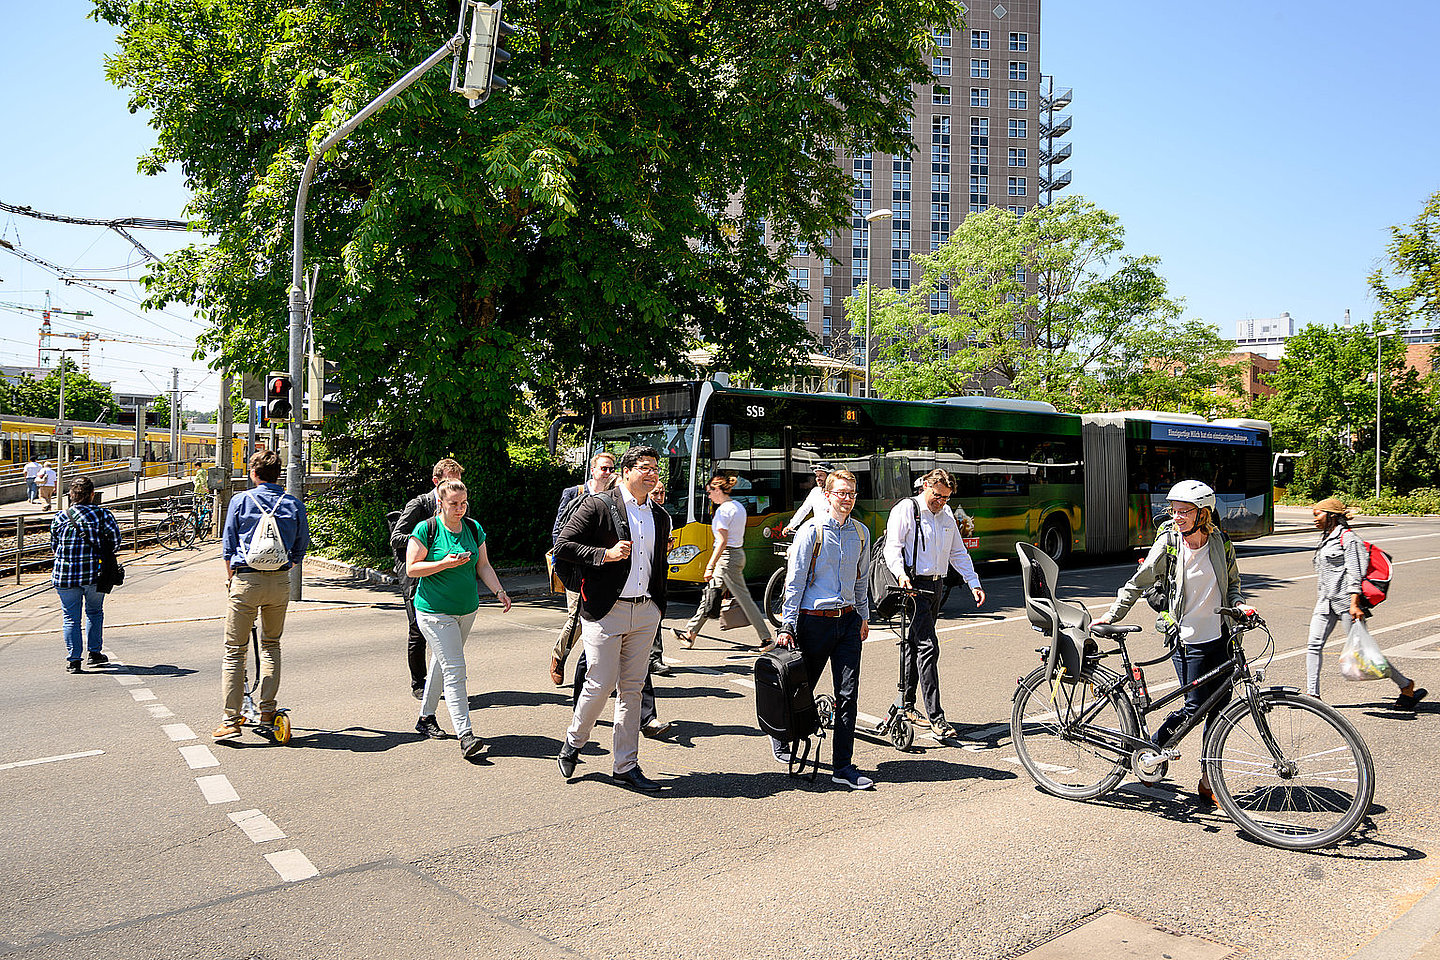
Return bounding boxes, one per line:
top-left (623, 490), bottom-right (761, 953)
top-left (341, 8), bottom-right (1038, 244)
top-left (2, 511), bottom-right (1438, 959)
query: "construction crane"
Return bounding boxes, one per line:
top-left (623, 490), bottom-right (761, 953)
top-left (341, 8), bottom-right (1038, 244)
top-left (0, 294), bottom-right (190, 372)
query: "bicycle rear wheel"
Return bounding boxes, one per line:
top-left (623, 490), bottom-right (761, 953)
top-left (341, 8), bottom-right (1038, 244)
top-left (1205, 690), bottom-right (1374, 850)
top-left (1011, 666), bottom-right (1137, 800)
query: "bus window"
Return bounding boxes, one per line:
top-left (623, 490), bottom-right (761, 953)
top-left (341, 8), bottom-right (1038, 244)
top-left (790, 428), bottom-right (874, 500)
top-left (710, 427), bottom-right (784, 519)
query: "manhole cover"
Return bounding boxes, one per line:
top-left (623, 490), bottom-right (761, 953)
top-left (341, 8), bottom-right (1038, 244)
top-left (1010, 911), bottom-right (1242, 959)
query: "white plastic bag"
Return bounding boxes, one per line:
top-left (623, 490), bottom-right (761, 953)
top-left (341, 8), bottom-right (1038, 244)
top-left (1338, 618), bottom-right (1391, 681)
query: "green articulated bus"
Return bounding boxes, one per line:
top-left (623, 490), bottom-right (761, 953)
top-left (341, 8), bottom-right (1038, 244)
top-left (579, 380), bottom-right (1274, 586)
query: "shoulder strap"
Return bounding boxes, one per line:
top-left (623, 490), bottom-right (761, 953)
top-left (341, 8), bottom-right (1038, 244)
top-left (465, 517), bottom-right (482, 544)
top-left (804, 529), bottom-right (823, 591)
top-left (605, 491), bottom-right (629, 541)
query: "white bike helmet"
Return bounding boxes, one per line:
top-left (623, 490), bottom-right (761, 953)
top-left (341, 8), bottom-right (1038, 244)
top-left (1167, 479), bottom-right (1216, 513)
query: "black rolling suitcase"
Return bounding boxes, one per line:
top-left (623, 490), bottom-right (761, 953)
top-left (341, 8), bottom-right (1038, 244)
top-left (755, 648), bottom-right (825, 780)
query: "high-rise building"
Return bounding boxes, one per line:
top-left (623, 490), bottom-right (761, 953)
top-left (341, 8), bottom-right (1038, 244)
top-left (782, 0), bottom-right (1070, 395)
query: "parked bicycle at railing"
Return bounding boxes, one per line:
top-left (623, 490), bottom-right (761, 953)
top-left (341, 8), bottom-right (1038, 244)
top-left (1011, 541), bottom-right (1375, 851)
top-left (157, 495), bottom-right (214, 550)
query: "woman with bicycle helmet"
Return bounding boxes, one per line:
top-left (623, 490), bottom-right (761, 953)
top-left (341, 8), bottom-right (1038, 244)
top-left (1096, 479), bottom-right (1252, 805)
top-left (1309, 497), bottom-right (1426, 708)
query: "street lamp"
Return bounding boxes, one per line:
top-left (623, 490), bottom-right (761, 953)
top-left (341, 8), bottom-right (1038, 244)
top-left (863, 207), bottom-right (892, 397)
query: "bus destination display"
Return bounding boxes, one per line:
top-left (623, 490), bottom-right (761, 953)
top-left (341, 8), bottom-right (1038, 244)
top-left (597, 389), bottom-right (692, 424)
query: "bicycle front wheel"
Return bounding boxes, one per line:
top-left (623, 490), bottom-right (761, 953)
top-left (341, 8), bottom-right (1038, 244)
top-left (1205, 690), bottom-right (1374, 850)
top-left (1011, 666), bottom-right (1137, 800)
top-left (157, 517), bottom-right (187, 550)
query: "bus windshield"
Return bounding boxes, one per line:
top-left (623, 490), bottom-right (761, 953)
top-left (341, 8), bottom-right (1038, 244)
top-left (592, 418), bottom-right (696, 523)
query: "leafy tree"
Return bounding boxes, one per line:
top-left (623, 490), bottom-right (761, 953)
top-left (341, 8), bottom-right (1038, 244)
top-left (1369, 191), bottom-right (1440, 329)
top-left (0, 361), bottom-right (117, 422)
top-left (150, 394), bottom-right (171, 425)
top-left (860, 197), bottom-right (1225, 412)
top-left (95, 0), bottom-right (964, 480)
top-left (1256, 322), bottom-right (1436, 498)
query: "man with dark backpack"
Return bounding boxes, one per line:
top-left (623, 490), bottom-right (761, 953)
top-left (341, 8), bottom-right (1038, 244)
top-left (881, 469), bottom-right (985, 741)
top-left (554, 446), bottom-right (670, 792)
top-left (548, 451), bottom-right (617, 685)
top-left (391, 458), bottom-right (465, 698)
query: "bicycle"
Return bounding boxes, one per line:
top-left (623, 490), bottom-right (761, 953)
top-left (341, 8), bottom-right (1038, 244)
top-left (157, 496), bottom-right (212, 549)
top-left (1010, 542), bottom-right (1375, 851)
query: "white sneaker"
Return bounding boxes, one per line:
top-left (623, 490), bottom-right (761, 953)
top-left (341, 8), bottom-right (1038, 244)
top-left (831, 765), bottom-right (875, 790)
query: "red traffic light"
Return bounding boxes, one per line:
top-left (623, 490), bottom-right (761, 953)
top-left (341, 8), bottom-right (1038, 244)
top-left (265, 374), bottom-right (293, 420)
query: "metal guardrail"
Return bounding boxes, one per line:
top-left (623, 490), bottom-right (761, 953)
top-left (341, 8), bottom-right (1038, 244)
top-left (3, 495), bottom-right (215, 583)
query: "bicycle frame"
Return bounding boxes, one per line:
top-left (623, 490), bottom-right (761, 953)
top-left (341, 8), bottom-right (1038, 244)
top-left (1053, 631), bottom-right (1263, 761)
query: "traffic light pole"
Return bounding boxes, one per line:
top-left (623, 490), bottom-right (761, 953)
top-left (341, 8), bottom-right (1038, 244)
top-left (286, 22), bottom-right (470, 600)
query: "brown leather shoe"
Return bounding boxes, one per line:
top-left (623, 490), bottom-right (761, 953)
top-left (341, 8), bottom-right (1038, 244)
top-left (549, 655), bottom-right (565, 687)
top-left (259, 711), bottom-right (276, 725)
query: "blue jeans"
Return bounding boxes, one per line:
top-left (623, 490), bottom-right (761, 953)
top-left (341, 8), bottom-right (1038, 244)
top-left (1153, 639), bottom-right (1231, 748)
top-left (783, 609), bottom-right (864, 770)
top-left (27, 478), bottom-right (38, 501)
top-left (56, 584), bottom-right (105, 662)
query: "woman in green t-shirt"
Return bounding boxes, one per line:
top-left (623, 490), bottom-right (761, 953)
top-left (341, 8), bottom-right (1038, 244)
top-left (406, 479), bottom-right (511, 760)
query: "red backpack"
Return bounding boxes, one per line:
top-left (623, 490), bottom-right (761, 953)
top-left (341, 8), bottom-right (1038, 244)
top-left (1347, 530), bottom-right (1393, 609)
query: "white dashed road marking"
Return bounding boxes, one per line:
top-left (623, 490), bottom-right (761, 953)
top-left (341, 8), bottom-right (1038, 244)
top-left (196, 774), bottom-right (240, 804)
top-left (179, 745), bottom-right (221, 770)
top-left (129, 688), bottom-right (157, 702)
top-left (114, 675), bottom-right (143, 686)
top-left (0, 750), bottom-right (104, 771)
top-left (162, 723), bottom-right (197, 741)
top-left (264, 849), bottom-right (319, 882)
top-left (229, 810), bottom-right (287, 843)
top-left (145, 704), bottom-right (175, 719)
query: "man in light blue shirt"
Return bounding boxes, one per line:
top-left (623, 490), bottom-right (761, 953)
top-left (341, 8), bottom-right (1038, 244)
top-left (213, 450), bottom-right (309, 742)
top-left (775, 468), bottom-right (874, 790)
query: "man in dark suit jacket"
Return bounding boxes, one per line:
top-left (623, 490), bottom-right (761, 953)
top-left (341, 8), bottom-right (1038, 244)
top-left (553, 445), bottom-right (670, 791)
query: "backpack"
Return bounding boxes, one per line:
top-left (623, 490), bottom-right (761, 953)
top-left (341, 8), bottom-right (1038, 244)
top-left (551, 491), bottom-right (629, 593)
top-left (1346, 529), bottom-right (1393, 609)
top-left (754, 648), bottom-right (823, 780)
top-left (871, 498), bottom-right (921, 621)
top-left (246, 500), bottom-right (290, 570)
top-left (403, 516), bottom-right (483, 599)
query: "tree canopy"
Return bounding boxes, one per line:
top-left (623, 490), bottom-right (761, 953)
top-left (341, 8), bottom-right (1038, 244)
top-left (94, 0), bottom-right (965, 477)
top-left (1256, 321), bottom-right (1439, 498)
top-left (1369, 190), bottom-right (1440, 330)
top-left (857, 196), bottom-right (1236, 413)
top-left (0, 361), bottom-right (117, 422)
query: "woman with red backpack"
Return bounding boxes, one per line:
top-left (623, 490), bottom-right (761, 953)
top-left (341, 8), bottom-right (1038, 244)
top-left (1309, 497), bottom-right (1426, 709)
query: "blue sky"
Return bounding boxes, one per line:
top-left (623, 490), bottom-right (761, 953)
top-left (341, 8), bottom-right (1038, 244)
top-left (4, 1), bottom-right (1439, 409)
top-left (1043, 0), bottom-right (1440, 336)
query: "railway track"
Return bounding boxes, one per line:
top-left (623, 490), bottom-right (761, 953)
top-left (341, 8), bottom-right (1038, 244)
top-left (0, 501), bottom-right (214, 575)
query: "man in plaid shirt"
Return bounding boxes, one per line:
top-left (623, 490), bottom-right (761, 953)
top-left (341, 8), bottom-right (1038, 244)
top-left (50, 477), bottom-right (122, 673)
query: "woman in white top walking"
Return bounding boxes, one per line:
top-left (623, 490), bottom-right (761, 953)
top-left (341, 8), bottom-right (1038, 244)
top-left (674, 474), bottom-right (774, 651)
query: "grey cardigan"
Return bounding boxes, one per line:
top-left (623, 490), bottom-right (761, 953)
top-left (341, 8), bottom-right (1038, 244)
top-left (1314, 525), bottom-right (1365, 615)
top-left (1105, 521), bottom-right (1243, 641)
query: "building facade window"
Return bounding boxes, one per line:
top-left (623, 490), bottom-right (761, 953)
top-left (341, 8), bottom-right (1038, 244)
top-left (970, 174), bottom-right (988, 207)
top-left (1009, 31), bottom-right (1028, 51)
top-left (933, 85), bottom-right (950, 105)
top-left (970, 116), bottom-right (989, 140)
top-left (934, 28), bottom-right (951, 47)
top-left (1014, 265), bottom-right (1027, 282)
top-left (970, 58), bottom-right (989, 78)
top-left (970, 144), bottom-right (988, 171)
top-left (933, 57), bottom-right (951, 77)
top-left (892, 256), bottom-right (911, 290)
top-left (892, 159), bottom-right (911, 194)
top-left (822, 315), bottom-right (833, 336)
top-left (1008, 147), bottom-right (1026, 166)
top-left (1007, 205), bottom-right (1025, 216)
top-left (1007, 177), bottom-right (1026, 196)
top-left (1008, 89), bottom-right (1027, 110)
top-left (1008, 118), bottom-right (1026, 138)
top-left (970, 29), bottom-right (989, 48)
top-left (1009, 60), bottom-right (1028, 80)
top-left (970, 87), bottom-right (989, 107)
top-left (931, 170), bottom-right (950, 193)
top-left (823, 285), bottom-right (832, 306)
top-left (931, 282), bottom-right (950, 314)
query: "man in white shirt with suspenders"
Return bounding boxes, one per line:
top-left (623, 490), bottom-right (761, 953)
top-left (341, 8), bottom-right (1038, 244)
top-left (882, 468), bottom-right (985, 741)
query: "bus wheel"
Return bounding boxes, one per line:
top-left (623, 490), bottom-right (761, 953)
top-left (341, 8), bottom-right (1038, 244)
top-left (1039, 517), bottom-right (1070, 565)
